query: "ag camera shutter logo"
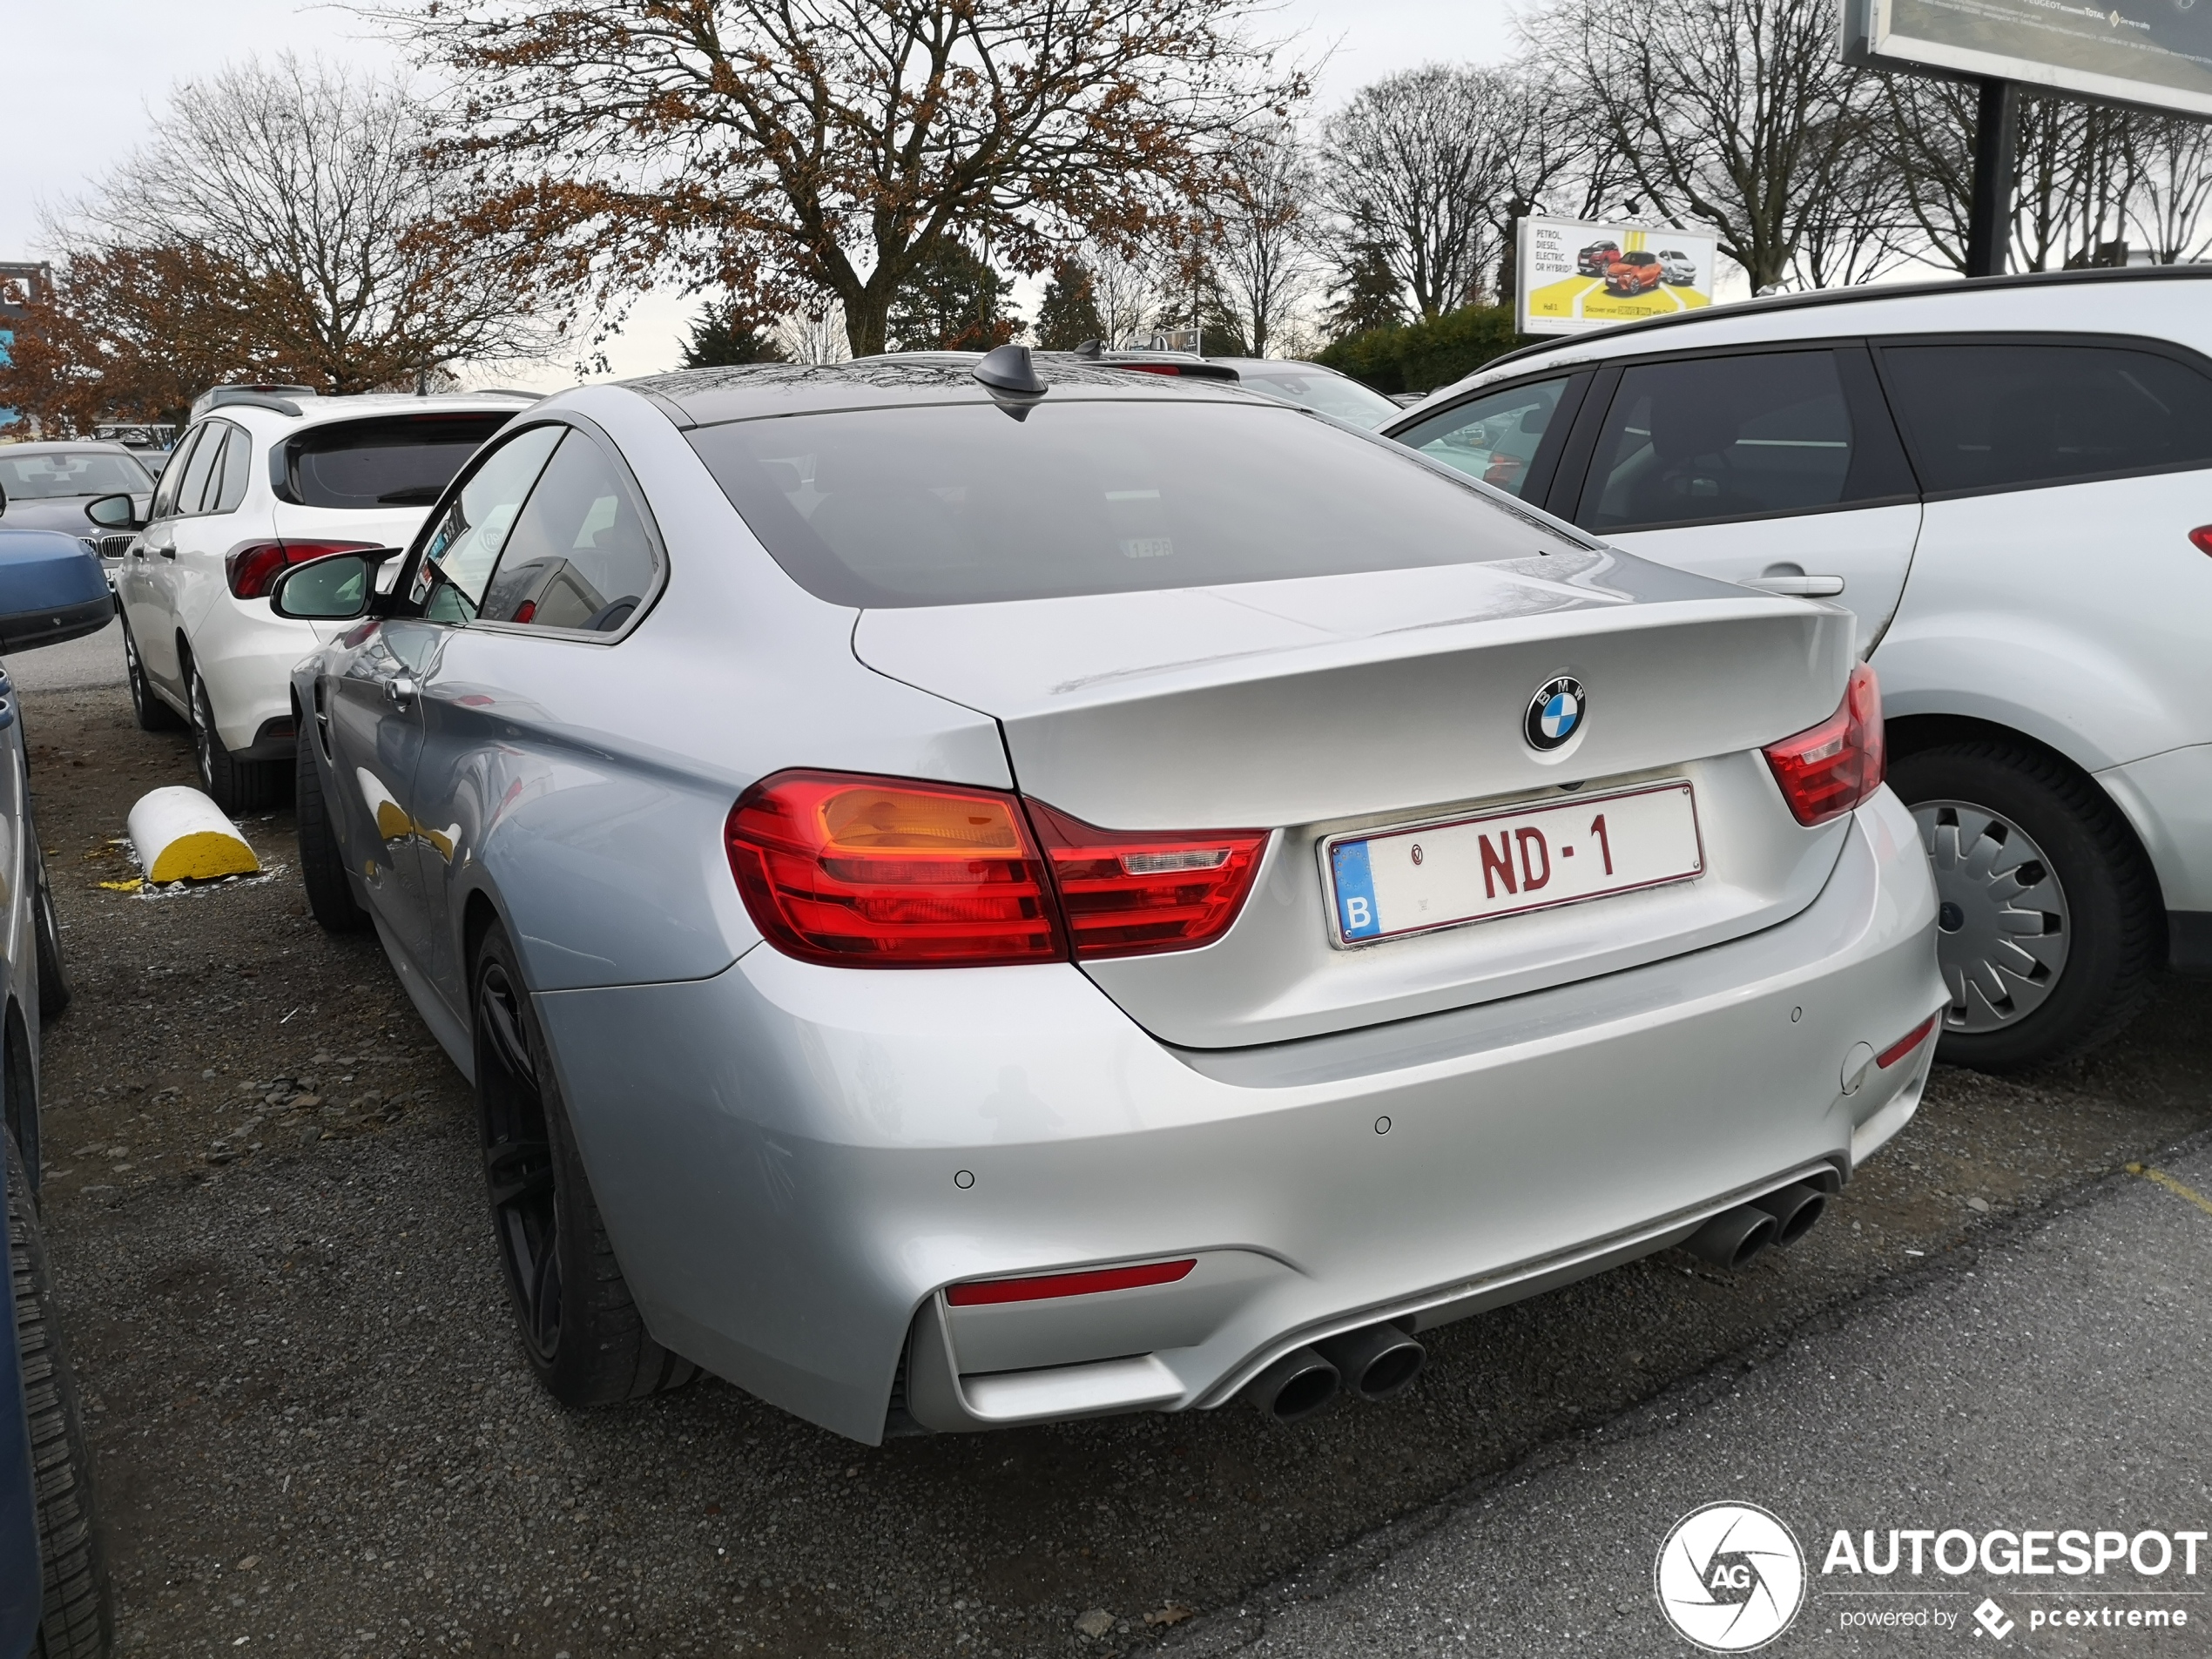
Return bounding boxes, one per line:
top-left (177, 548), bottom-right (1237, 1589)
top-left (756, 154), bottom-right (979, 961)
top-left (1656, 1502), bottom-right (1806, 1651)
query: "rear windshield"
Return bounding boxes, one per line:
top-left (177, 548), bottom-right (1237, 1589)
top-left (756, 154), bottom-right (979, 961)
top-left (687, 399), bottom-right (1548, 607)
top-left (1239, 371), bottom-right (1400, 429)
top-left (286, 413), bottom-right (514, 511)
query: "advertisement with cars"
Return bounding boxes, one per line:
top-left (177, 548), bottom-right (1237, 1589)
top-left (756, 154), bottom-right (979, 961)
top-left (1516, 214), bottom-right (1722, 335)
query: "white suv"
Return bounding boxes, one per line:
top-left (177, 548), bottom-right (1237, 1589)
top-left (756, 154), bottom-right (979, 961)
top-left (112, 387), bottom-right (531, 812)
top-left (1387, 267), bottom-right (2212, 1068)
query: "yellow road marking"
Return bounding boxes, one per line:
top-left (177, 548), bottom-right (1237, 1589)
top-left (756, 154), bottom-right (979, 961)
top-left (2127, 1163), bottom-right (2212, 1217)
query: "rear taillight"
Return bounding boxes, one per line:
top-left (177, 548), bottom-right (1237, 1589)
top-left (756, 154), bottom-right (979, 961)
top-left (2189, 525), bottom-right (2212, 556)
top-left (725, 772), bottom-right (1062, 966)
top-left (724, 771), bottom-right (1271, 968)
top-left (944, 1258), bottom-right (1196, 1306)
top-left (1763, 663), bottom-right (1885, 826)
top-left (1025, 802), bottom-right (1267, 959)
top-left (227, 539), bottom-right (376, 600)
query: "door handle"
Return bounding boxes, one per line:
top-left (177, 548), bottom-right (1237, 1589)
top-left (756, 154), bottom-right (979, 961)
top-left (1749, 574), bottom-right (1844, 597)
top-left (388, 673), bottom-right (417, 709)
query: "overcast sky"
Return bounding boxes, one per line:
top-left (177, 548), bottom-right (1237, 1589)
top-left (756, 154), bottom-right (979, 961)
top-left (3, 1), bottom-right (1527, 383)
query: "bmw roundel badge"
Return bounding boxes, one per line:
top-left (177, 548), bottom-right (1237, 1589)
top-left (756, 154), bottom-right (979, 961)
top-left (1524, 676), bottom-right (1586, 751)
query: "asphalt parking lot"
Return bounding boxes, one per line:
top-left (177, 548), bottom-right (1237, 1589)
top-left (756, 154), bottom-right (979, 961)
top-left (14, 627), bottom-right (2212, 1659)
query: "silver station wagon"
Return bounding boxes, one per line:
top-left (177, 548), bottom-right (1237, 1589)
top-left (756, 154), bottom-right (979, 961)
top-left (276, 351), bottom-right (1944, 1441)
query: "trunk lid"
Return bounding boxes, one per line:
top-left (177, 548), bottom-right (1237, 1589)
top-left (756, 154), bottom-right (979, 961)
top-left (854, 549), bottom-right (1858, 1048)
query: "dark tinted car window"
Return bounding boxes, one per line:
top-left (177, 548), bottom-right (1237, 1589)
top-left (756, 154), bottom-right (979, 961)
top-left (690, 399), bottom-right (1563, 608)
top-left (480, 433), bottom-right (662, 633)
top-left (211, 423), bottom-right (252, 514)
top-left (174, 423), bottom-right (224, 519)
top-left (287, 413), bottom-right (514, 511)
top-left (1879, 342), bottom-right (2212, 494)
top-left (1581, 350), bottom-right (1896, 531)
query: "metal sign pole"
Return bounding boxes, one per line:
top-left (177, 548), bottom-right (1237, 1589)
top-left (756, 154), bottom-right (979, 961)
top-left (1964, 78), bottom-right (2020, 278)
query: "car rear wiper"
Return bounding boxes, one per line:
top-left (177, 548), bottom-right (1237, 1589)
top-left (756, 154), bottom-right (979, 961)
top-left (376, 486), bottom-right (445, 505)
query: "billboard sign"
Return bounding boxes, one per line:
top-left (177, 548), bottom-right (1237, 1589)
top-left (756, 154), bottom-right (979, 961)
top-left (1845, 0), bottom-right (2212, 118)
top-left (1515, 217), bottom-right (1721, 337)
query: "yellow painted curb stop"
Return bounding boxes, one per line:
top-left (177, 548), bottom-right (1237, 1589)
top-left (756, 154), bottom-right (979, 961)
top-left (125, 786), bottom-right (260, 884)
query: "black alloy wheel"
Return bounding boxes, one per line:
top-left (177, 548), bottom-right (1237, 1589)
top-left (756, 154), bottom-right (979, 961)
top-left (122, 623), bottom-right (182, 733)
top-left (31, 835), bottom-right (71, 1022)
top-left (293, 722), bottom-right (370, 934)
top-left (476, 948), bottom-right (563, 1367)
top-left (7, 1128), bottom-right (112, 1658)
top-left (471, 923), bottom-right (697, 1406)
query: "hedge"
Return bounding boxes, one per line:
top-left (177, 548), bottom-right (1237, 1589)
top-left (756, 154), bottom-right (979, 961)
top-left (1316, 305), bottom-right (1531, 396)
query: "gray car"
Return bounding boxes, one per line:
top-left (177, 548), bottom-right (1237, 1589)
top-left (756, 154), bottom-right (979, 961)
top-left (0, 442), bottom-right (157, 559)
top-left (273, 352), bottom-right (1942, 1443)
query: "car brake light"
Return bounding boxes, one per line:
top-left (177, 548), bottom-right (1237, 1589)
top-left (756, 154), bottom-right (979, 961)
top-left (944, 1258), bottom-right (1196, 1306)
top-left (725, 771), bottom-right (1064, 966)
top-left (1762, 663), bottom-right (1885, 826)
top-left (1877, 1015), bottom-right (1937, 1069)
top-left (226, 539), bottom-right (376, 600)
top-left (1024, 801), bottom-right (1268, 959)
top-left (2189, 525), bottom-right (2212, 556)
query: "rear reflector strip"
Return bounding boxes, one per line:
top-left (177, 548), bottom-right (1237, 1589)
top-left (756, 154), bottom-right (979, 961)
top-left (944, 1258), bottom-right (1197, 1306)
top-left (1877, 1015), bottom-right (1937, 1069)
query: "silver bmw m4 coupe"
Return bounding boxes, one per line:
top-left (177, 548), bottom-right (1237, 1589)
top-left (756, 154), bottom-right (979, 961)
top-left (277, 352), bottom-right (1944, 1443)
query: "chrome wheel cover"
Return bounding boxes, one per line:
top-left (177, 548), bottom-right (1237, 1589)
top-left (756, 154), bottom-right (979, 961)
top-left (1913, 799), bottom-right (2070, 1034)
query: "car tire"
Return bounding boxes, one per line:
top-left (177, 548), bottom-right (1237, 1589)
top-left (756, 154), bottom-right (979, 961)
top-left (6, 1131), bottom-right (113, 1659)
top-left (1890, 741), bottom-right (2161, 1070)
top-left (31, 835), bottom-right (71, 1022)
top-left (294, 723), bottom-right (370, 934)
top-left (472, 922), bottom-right (698, 1406)
top-left (121, 622), bottom-right (183, 733)
top-left (185, 653), bottom-right (284, 817)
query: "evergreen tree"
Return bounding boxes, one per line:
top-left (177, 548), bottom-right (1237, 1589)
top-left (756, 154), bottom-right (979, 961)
top-left (1322, 240), bottom-right (1406, 342)
top-left (680, 300), bottom-right (786, 367)
top-left (887, 243), bottom-right (1021, 351)
top-left (1034, 259), bottom-right (1105, 348)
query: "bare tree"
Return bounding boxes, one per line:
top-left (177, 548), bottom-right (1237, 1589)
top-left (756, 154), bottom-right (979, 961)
top-left (1204, 128), bottom-right (1319, 357)
top-left (1082, 241), bottom-right (1170, 347)
top-left (71, 55), bottom-right (566, 392)
top-left (388, 0), bottom-right (1306, 359)
top-left (1531, 0), bottom-right (1870, 291)
top-left (2126, 116), bottom-right (2212, 263)
top-left (1319, 66), bottom-right (1518, 318)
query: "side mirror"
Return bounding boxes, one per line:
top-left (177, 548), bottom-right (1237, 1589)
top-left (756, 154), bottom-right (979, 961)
top-left (84, 492), bottom-right (144, 531)
top-left (270, 549), bottom-right (400, 621)
top-left (0, 529), bottom-right (117, 652)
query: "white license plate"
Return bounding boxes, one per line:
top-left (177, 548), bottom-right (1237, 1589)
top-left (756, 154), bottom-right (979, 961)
top-left (1325, 782), bottom-right (1704, 946)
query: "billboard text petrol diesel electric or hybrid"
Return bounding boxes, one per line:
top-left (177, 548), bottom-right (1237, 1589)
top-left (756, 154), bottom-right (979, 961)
top-left (1515, 218), bottom-right (1721, 338)
top-left (1846, 0), bottom-right (2212, 119)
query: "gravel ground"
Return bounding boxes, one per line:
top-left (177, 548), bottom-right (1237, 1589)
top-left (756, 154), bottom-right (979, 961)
top-left (13, 650), bottom-right (2212, 1659)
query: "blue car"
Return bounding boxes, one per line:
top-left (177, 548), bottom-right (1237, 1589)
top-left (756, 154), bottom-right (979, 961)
top-left (0, 529), bottom-right (116, 1658)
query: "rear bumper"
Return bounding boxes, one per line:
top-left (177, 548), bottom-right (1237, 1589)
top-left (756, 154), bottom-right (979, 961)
top-left (533, 786), bottom-right (1943, 1444)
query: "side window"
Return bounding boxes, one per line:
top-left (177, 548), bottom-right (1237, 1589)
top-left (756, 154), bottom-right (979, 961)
top-left (208, 423), bottom-right (252, 515)
top-left (154, 424), bottom-right (209, 520)
top-left (1878, 341), bottom-right (2212, 495)
top-left (479, 431), bottom-right (663, 634)
top-left (1393, 378), bottom-right (1571, 497)
top-left (408, 424), bottom-right (564, 624)
top-left (1581, 350), bottom-right (1885, 532)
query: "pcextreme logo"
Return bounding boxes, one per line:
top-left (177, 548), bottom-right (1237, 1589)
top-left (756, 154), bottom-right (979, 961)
top-left (1656, 1502), bottom-right (1807, 1652)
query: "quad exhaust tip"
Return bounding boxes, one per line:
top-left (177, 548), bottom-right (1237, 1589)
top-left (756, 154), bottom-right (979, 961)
top-left (1683, 1181), bottom-right (1829, 1268)
top-left (1250, 1323), bottom-right (1427, 1423)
